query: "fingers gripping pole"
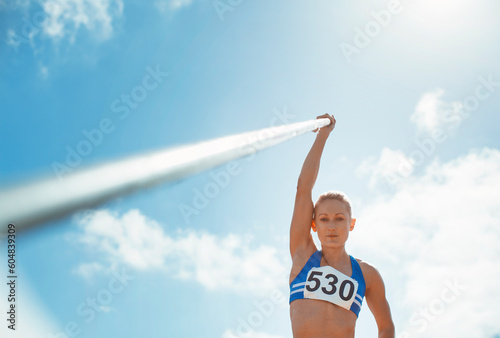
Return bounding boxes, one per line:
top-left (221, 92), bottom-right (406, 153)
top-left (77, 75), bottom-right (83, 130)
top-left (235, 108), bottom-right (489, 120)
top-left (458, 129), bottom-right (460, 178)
top-left (0, 118), bottom-right (331, 232)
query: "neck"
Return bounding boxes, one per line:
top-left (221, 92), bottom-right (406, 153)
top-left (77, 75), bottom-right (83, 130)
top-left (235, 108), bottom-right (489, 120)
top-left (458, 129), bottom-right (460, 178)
top-left (320, 245), bottom-right (349, 266)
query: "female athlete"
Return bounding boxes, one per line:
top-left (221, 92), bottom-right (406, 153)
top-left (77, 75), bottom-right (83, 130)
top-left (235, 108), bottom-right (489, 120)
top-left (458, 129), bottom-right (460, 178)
top-left (289, 114), bottom-right (395, 337)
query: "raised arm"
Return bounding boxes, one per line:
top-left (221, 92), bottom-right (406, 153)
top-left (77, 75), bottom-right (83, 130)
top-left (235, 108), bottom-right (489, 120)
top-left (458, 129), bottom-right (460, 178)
top-left (289, 114), bottom-right (335, 258)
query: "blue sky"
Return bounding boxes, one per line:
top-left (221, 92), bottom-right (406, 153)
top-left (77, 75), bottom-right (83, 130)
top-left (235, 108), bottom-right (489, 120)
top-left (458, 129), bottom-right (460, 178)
top-left (1, 0), bottom-right (500, 337)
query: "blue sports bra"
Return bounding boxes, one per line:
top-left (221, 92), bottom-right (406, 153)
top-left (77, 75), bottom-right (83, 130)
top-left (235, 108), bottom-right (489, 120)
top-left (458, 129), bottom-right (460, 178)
top-left (289, 250), bottom-right (366, 317)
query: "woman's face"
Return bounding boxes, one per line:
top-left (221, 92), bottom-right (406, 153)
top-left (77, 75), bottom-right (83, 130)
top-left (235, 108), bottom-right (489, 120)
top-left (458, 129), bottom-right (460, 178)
top-left (313, 199), bottom-right (355, 249)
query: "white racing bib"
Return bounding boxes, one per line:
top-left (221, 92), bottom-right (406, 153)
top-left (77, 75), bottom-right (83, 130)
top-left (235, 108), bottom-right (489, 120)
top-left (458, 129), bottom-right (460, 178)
top-left (303, 265), bottom-right (359, 310)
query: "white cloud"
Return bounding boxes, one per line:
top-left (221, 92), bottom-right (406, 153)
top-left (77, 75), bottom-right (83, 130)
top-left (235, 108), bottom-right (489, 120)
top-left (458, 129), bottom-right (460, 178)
top-left (41, 0), bottom-right (123, 42)
top-left (38, 62), bottom-right (49, 78)
top-left (356, 147), bottom-right (415, 189)
top-left (154, 0), bottom-right (196, 12)
top-left (99, 305), bottom-right (113, 313)
top-left (72, 261), bottom-right (104, 280)
top-left (168, 0), bottom-right (192, 10)
top-left (6, 26), bottom-right (35, 51)
top-left (350, 147), bottom-right (500, 337)
top-left (74, 209), bottom-right (288, 296)
top-left (410, 89), bottom-right (462, 135)
top-left (357, 88), bottom-right (470, 190)
top-left (154, 0), bottom-right (168, 12)
top-left (6, 29), bottom-right (19, 48)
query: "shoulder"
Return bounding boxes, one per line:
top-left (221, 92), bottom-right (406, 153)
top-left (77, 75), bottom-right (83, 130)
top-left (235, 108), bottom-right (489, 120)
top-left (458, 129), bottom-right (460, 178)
top-left (354, 258), bottom-right (385, 289)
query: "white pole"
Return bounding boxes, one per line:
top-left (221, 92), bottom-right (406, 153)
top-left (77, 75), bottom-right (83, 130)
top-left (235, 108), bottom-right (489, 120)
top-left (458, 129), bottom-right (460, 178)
top-left (0, 118), bottom-right (331, 232)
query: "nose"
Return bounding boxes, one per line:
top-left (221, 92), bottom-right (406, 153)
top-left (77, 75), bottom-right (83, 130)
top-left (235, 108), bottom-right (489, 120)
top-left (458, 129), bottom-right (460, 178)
top-left (327, 222), bottom-right (337, 231)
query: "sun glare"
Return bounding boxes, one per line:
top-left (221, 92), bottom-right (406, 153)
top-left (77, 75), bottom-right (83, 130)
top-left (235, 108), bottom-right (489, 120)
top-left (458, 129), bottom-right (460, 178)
top-left (405, 0), bottom-right (482, 33)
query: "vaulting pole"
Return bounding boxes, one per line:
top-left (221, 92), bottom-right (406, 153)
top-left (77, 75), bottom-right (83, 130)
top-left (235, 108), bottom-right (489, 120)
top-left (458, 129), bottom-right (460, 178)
top-left (0, 118), bottom-right (331, 232)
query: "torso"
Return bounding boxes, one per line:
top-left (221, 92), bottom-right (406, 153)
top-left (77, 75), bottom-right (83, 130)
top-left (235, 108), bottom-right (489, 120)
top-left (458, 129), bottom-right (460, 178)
top-left (289, 246), bottom-right (368, 338)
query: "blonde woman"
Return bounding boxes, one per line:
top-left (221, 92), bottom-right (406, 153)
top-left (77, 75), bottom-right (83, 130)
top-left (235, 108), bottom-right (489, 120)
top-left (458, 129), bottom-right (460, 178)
top-left (289, 114), bottom-right (395, 337)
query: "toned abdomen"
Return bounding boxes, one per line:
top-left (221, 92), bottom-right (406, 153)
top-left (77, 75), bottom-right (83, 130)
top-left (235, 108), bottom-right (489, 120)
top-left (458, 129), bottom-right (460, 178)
top-left (290, 299), bottom-right (357, 338)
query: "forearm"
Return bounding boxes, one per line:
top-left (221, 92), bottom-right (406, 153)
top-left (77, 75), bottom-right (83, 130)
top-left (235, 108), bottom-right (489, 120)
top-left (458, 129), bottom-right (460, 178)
top-left (378, 326), bottom-right (395, 338)
top-left (297, 133), bottom-right (329, 192)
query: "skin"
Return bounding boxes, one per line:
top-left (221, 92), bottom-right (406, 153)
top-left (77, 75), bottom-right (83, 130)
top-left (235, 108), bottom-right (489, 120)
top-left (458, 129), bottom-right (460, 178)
top-left (289, 114), bottom-right (395, 338)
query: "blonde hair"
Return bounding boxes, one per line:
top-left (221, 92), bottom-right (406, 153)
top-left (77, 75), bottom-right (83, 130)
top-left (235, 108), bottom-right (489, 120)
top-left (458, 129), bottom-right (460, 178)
top-left (314, 190), bottom-right (352, 218)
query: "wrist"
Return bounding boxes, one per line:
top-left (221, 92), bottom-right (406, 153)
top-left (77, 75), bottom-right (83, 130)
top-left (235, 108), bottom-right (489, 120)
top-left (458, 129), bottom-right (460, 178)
top-left (316, 131), bottom-right (331, 140)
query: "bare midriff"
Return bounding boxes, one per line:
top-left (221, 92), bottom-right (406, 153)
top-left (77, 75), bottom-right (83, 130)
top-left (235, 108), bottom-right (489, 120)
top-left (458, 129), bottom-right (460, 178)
top-left (290, 298), bottom-right (356, 338)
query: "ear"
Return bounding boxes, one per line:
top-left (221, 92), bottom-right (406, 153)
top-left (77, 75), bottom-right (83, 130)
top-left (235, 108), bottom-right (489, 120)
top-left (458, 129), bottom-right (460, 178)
top-left (350, 218), bottom-right (356, 231)
top-left (311, 219), bottom-right (317, 232)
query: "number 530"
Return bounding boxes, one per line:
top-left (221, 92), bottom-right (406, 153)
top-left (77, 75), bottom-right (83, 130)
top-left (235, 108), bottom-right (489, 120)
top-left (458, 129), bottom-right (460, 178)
top-left (306, 271), bottom-right (355, 301)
